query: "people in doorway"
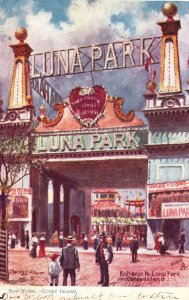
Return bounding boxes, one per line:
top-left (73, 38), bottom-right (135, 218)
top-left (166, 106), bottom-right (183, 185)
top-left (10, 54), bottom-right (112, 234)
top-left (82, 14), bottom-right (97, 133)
top-left (10, 232), bottom-right (16, 249)
top-left (25, 230), bottom-right (30, 249)
top-left (83, 234), bottom-right (88, 250)
top-left (59, 235), bottom-right (80, 286)
top-left (38, 233), bottom-right (46, 258)
top-left (29, 233), bottom-right (39, 258)
top-left (130, 235), bottom-right (139, 263)
top-left (179, 230), bottom-right (186, 254)
top-left (51, 231), bottom-right (59, 246)
top-left (115, 233), bottom-right (122, 251)
top-left (95, 232), bottom-right (113, 287)
top-left (48, 253), bottom-right (61, 286)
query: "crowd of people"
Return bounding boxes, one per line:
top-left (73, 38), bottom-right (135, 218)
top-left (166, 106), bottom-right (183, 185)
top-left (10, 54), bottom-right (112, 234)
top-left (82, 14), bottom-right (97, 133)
top-left (153, 230), bottom-right (186, 255)
top-left (8, 228), bottom-right (187, 287)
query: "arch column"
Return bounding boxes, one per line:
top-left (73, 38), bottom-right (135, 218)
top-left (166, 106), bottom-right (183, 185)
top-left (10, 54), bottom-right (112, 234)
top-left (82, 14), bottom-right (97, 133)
top-left (53, 180), bottom-right (60, 233)
top-left (63, 184), bottom-right (70, 236)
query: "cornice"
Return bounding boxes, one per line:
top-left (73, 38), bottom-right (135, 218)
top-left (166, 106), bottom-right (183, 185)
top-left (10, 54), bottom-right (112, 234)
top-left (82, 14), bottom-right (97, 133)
top-left (145, 143), bottom-right (189, 155)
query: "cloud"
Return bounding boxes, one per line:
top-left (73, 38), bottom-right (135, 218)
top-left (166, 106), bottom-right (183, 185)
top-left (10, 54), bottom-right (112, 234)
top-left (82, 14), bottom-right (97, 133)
top-left (0, 0), bottom-right (189, 117)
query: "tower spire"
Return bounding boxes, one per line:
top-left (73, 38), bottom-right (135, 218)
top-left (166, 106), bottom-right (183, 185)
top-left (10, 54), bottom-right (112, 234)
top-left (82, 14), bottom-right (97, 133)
top-left (9, 27), bottom-right (33, 109)
top-left (158, 2), bottom-right (181, 94)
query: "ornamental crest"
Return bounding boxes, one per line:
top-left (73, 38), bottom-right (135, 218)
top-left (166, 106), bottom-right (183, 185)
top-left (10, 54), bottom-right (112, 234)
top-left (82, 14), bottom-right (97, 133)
top-left (68, 86), bottom-right (107, 128)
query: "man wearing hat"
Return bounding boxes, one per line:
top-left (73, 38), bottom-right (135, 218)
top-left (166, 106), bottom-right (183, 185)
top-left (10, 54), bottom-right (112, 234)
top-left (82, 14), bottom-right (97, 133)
top-left (130, 235), bottom-right (139, 263)
top-left (59, 235), bottom-right (80, 286)
top-left (95, 232), bottom-right (113, 287)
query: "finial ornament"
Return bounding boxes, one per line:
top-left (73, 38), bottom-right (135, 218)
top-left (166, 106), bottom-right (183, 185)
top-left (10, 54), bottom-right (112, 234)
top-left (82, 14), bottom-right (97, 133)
top-left (15, 27), bottom-right (28, 43)
top-left (146, 80), bottom-right (157, 94)
top-left (26, 95), bottom-right (32, 106)
top-left (162, 2), bottom-right (177, 19)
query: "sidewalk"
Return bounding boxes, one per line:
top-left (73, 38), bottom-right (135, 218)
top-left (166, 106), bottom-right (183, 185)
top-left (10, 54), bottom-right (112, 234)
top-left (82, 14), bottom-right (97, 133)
top-left (9, 244), bottom-right (189, 257)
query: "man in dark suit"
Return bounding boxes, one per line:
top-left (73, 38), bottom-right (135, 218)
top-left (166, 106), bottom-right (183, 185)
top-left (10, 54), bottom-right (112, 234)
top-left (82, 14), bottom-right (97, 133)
top-left (130, 235), bottom-right (139, 263)
top-left (95, 232), bottom-right (113, 287)
top-left (59, 235), bottom-right (80, 286)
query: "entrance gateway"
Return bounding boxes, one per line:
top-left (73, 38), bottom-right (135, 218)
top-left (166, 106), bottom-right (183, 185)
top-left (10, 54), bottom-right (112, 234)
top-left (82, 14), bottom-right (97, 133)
top-left (0, 2), bottom-right (189, 250)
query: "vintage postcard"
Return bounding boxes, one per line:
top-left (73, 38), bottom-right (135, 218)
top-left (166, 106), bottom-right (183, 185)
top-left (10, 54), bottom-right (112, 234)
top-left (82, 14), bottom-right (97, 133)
top-left (0, 0), bottom-right (189, 299)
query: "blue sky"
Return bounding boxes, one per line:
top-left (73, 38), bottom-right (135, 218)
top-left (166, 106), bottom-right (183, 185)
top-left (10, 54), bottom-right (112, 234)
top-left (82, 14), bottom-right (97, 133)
top-left (0, 1), bottom-right (189, 122)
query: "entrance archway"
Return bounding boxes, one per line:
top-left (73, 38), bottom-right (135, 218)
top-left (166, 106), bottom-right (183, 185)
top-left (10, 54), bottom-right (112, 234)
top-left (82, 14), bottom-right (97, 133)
top-left (163, 219), bottom-right (181, 250)
top-left (70, 215), bottom-right (81, 237)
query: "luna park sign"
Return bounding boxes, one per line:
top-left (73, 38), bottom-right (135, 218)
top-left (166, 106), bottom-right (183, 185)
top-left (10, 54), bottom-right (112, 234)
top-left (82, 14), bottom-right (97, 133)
top-left (31, 36), bottom-right (161, 78)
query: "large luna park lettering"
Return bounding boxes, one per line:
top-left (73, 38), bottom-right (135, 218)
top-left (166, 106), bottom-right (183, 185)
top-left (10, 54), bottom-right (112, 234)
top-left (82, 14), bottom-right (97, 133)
top-left (31, 37), bottom-right (160, 78)
top-left (37, 132), bottom-right (139, 152)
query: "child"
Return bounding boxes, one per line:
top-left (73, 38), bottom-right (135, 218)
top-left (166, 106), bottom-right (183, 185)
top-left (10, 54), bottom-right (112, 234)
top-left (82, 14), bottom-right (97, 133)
top-left (48, 253), bottom-right (61, 286)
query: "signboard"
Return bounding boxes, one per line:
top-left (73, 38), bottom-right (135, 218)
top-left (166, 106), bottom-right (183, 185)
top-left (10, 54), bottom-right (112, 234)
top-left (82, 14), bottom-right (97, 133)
top-left (6, 188), bottom-right (32, 221)
top-left (147, 180), bottom-right (189, 193)
top-left (162, 202), bottom-right (189, 219)
top-left (34, 127), bottom-right (148, 155)
top-left (31, 36), bottom-right (161, 78)
top-left (69, 86), bottom-right (107, 128)
top-left (147, 181), bottom-right (189, 219)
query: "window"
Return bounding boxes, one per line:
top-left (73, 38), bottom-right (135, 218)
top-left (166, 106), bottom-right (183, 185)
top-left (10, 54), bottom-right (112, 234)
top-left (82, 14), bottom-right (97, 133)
top-left (101, 193), bottom-right (107, 199)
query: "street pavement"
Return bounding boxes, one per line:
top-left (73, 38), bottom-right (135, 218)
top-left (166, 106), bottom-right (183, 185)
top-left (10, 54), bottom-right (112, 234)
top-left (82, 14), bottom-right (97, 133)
top-left (1, 246), bottom-right (189, 287)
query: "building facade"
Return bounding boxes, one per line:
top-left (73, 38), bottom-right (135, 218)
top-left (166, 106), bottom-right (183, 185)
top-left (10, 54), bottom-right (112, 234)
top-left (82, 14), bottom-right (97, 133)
top-left (0, 3), bottom-right (189, 250)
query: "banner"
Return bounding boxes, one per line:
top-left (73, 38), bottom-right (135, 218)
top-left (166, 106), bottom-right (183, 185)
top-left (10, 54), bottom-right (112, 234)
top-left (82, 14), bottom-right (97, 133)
top-left (6, 188), bottom-right (32, 221)
top-left (162, 202), bottom-right (189, 219)
top-left (147, 180), bottom-right (189, 193)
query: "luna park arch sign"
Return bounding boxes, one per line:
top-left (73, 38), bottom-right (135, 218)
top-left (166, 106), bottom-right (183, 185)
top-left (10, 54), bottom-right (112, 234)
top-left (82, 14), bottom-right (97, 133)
top-left (30, 36), bottom-right (161, 109)
top-left (31, 36), bottom-right (161, 78)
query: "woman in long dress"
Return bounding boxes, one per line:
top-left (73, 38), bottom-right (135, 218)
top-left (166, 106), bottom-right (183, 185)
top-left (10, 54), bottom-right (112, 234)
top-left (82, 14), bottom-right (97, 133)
top-left (38, 233), bottom-right (46, 257)
top-left (29, 233), bottom-right (38, 258)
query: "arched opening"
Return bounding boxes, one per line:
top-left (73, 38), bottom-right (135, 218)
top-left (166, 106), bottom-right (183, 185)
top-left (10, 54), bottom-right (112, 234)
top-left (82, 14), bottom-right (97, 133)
top-left (70, 215), bottom-right (81, 237)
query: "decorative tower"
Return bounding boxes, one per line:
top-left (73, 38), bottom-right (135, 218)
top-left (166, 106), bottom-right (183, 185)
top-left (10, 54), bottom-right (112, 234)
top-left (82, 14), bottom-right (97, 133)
top-left (5, 27), bottom-right (34, 123)
top-left (144, 3), bottom-right (189, 250)
top-left (144, 2), bottom-right (186, 112)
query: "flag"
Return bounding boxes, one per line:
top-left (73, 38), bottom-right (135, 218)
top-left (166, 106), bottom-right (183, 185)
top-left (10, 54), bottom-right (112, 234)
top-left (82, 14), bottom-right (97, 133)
top-left (151, 70), bottom-right (156, 81)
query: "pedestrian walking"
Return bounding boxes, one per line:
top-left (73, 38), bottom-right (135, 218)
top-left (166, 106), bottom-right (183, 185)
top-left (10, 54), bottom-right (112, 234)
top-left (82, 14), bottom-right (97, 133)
top-left (115, 233), bottom-right (122, 251)
top-left (38, 233), bottom-right (46, 258)
top-left (93, 232), bottom-right (99, 251)
top-left (154, 232), bottom-right (160, 253)
top-left (59, 235), bottom-right (80, 286)
top-left (112, 232), bottom-right (116, 246)
top-left (10, 232), bottom-right (16, 249)
top-left (29, 233), bottom-right (38, 258)
top-left (179, 230), bottom-right (185, 254)
top-left (130, 235), bottom-right (139, 263)
top-left (25, 230), bottom-right (30, 249)
top-left (59, 231), bottom-right (64, 248)
top-left (95, 232), bottom-right (113, 287)
top-left (48, 253), bottom-right (61, 286)
top-left (158, 233), bottom-right (166, 255)
top-left (83, 234), bottom-right (88, 250)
